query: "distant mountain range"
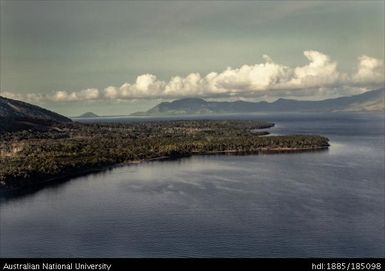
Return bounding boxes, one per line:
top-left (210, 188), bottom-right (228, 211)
top-left (0, 87), bottom-right (383, 133)
top-left (0, 96), bottom-right (71, 133)
top-left (133, 88), bottom-right (384, 116)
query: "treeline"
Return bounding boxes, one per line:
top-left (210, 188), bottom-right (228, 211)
top-left (0, 120), bottom-right (329, 190)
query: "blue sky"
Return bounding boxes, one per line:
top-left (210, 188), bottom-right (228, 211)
top-left (1, 0), bottom-right (384, 116)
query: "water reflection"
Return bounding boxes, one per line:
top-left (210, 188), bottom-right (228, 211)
top-left (0, 112), bottom-right (383, 257)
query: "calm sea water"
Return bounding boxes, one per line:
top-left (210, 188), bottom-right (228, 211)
top-left (0, 113), bottom-right (384, 257)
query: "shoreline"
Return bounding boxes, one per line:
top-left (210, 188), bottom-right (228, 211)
top-left (0, 145), bottom-right (328, 196)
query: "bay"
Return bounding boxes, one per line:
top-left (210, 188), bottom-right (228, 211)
top-left (0, 112), bottom-right (383, 257)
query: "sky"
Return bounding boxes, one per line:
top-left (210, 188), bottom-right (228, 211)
top-left (0, 0), bottom-right (384, 116)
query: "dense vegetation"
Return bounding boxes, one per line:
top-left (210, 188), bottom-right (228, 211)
top-left (0, 120), bottom-right (329, 190)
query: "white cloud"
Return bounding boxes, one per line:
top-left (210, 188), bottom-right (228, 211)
top-left (286, 50), bottom-right (341, 88)
top-left (104, 86), bottom-right (119, 99)
top-left (2, 51), bottom-right (384, 102)
top-left (353, 55), bottom-right (384, 84)
top-left (52, 88), bottom-right (100, 102)
top-left (100, 50), bottom-right (378, 99)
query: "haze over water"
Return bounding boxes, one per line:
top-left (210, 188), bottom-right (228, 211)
top-left (0, 112), bottom-right (384, 257)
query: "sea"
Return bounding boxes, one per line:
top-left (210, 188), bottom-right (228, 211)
top-left (0, 112), bottom-right (384, 257)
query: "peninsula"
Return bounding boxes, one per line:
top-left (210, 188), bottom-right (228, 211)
top-left (0, 96), bottom-right (329, 191)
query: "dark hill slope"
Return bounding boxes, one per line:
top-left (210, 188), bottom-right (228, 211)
top-left (0, 96), bottom-right (71, 133)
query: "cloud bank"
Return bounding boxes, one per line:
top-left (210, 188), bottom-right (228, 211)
top-left (2, 51), bottom-right (384, 102)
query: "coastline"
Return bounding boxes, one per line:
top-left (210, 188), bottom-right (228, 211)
top-left (0, 145), bottom-right (329, 196)
top-left (0, 119), bottom-right (330, 196)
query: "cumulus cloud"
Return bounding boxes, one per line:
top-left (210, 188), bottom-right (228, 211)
top-left (52, 88), bottom-right (100, 101)
top-left (2, 51), bottom-right (383, 102)
top-left (99, 50), bottom-right (381, 100)
top-left (287, 50), bottom-right (341, 88)
top-left (353, 55), bottom-right (384, 84)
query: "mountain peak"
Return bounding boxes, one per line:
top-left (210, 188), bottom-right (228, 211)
top-left (77, 112), bottom-right (99, 118)
top-left (170, 97), bottom-right (207, 104)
